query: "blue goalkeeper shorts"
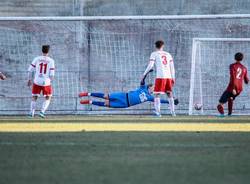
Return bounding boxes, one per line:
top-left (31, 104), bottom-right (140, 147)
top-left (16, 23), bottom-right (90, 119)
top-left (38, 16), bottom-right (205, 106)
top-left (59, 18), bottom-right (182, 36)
top-left (109, 92), bottom-right (129, 108)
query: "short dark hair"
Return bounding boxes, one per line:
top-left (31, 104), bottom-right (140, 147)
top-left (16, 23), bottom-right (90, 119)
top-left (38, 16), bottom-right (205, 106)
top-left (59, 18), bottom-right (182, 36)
top-left (42, 45), bottom-right (50, 54)
top-left (235, 52), bottom-right (244, 61)
top-left (155, 40), bottom-right (164, 49)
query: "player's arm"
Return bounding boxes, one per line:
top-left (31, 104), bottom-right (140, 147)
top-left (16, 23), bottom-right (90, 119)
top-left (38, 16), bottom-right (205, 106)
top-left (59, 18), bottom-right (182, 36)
top-left (169, 56), bottom-right (175, 85)
top-left (244, 69), bottom-right (249, 84)
top-left (229, 65), bottom-right (237, 94)
top-left (141, 53), bottom-right (155, 85)
top-left (49, 60), bottom-right (55, 81)
top-left (140, 69), bottom-right (153, 86)
top-left (0, 72), bottom-right (6, 80)
top-left (27, 59), bottom-right (36, 86)
top-left (143, 60), bottom-right (154, 76)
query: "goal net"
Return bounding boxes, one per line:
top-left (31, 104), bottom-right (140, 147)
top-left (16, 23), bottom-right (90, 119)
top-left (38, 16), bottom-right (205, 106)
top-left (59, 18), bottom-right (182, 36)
top-left (1, 15), bottom-right (250, 115)
top-left (189, 38), bottom-right (250, 115)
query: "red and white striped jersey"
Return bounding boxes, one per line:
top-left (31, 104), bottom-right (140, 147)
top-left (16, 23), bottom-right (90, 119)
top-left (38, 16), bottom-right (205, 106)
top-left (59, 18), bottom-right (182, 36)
top-left (28, 56), bottom-right (55, 86)
top-left (145, 50), bottom-right (175, 79)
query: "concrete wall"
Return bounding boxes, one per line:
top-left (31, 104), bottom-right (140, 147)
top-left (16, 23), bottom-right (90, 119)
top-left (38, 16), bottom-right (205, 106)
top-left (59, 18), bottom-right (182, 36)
top-left (0, 0), bottom-right (250, 16)
top-left (83, 0), bottom-right (250, 16)
top-left (0, 0), bottom-right (79, 16)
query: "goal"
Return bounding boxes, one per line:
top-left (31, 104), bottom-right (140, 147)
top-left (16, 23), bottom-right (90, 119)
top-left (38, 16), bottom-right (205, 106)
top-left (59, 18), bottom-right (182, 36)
top-left (1, 15), bottom-right (250, 115)
top-left (189, 38), bottom-right (250, 115)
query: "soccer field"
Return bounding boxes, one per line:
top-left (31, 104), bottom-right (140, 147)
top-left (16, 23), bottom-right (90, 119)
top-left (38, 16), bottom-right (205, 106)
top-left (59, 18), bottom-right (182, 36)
top-left (0, 115), bottom-right (250, 184)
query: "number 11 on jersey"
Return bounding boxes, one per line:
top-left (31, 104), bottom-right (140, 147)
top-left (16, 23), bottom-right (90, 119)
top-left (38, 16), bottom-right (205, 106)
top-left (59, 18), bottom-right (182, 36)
top-left (39, 63), bottom-right (47, 74)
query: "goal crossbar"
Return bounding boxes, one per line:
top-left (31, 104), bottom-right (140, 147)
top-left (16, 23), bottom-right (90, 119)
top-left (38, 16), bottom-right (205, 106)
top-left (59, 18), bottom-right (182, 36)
top-left (193, 38), bottom-right (250, 42)
top-left (1, 14), bottom-right (250, 21)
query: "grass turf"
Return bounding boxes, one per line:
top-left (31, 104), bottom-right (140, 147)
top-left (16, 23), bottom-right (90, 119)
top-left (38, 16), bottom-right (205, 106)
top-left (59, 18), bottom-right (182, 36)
top-left (0, 115), bottom-right (250, 184)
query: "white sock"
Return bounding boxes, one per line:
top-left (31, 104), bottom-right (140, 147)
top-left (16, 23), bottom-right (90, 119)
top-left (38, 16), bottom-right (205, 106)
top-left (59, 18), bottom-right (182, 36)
top-left (154, 97), bottom-right (161, 114)
top-left (41, 100), bottom-right (51, 113)
top-left (30, 101), bottom-right (36, 115)
top-left (168, 97), bottom-right (175, 113)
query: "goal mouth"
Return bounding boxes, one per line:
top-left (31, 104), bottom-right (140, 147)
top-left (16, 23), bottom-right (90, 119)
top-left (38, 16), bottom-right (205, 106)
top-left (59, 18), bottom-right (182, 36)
top-left (1, 16), bottom-right (250, 115)
top-left (189, 37), bottom-right (250, 115)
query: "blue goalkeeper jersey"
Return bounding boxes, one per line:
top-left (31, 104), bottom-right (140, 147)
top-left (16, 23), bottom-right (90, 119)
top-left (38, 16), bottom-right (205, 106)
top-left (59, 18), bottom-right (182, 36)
top-left (127, 85), bottom-right (168, 106)
top-left (127, 85), bottom-right (153, 106)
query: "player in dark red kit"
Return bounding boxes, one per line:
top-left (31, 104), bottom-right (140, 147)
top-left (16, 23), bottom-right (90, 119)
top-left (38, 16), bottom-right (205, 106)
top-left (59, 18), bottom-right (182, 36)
top-left (217, 52), bottom-right (249, 116)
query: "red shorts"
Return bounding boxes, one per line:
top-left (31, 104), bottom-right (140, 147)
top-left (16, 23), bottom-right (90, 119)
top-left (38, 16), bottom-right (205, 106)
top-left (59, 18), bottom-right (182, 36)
top-left (154, 78), bottom-right (173, 93)
top-left (32, 83), bottom-right (52, 96)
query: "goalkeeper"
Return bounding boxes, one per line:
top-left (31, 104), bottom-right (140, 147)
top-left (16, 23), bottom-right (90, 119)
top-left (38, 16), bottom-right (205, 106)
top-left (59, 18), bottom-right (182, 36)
top-left (79, 70), bottom-right (179, 108)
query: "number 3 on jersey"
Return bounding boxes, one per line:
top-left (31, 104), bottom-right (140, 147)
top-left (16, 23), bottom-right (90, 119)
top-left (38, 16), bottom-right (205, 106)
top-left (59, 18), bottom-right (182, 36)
top-left (161, 55), bottom-right (167, 65)
top-left (39, 63), bottom-right (47, 74)
top-left (236, 67), bottom-right (242, 79)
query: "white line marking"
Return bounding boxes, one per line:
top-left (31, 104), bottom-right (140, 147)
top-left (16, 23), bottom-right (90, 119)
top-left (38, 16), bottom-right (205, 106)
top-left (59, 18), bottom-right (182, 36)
top-left (0, 141), bottom-right (247, 148)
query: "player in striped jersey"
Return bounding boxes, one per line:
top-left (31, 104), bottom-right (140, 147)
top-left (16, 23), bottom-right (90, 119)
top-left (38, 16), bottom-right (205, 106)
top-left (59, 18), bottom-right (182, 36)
top-left (27, 45), bottom-right (55, 118)
top-left (142, 40), bottom-right (176, 117)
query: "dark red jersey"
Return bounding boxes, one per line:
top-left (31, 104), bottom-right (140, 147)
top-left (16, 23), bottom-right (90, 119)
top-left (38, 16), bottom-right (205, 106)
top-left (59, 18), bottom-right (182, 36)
top-left (226, 62), bottom-right (249, 94)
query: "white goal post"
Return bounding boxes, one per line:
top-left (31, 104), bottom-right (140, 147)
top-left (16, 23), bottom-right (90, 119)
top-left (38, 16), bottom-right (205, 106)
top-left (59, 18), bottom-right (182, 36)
top-left (189, 38), bottom-right (250, 115)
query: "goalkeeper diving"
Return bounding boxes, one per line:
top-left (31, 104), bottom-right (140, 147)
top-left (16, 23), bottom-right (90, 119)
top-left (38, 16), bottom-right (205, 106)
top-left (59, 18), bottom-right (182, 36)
top-left (79, 69), bottom-right (179, 108)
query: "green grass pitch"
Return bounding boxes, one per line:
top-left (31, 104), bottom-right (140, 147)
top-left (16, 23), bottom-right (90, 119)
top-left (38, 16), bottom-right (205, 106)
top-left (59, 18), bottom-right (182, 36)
top-left (0, 115), bottom-right (250, 184)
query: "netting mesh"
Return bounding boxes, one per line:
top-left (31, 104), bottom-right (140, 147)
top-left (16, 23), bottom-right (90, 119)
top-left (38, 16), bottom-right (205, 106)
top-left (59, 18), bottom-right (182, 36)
top-left (1, 18), bottom-right (250, 114)
top-left (190, 39), bottom-right (250, 115)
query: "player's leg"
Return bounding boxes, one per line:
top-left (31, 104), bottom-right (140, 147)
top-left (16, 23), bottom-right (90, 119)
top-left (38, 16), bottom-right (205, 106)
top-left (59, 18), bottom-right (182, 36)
top-left (39, 85), bottom-right (52, 118)
top-left (217, 90), bottom-right (230, 116)
top-left (80, 93), bottom-right (110, 107)
top-left (228, 93), bottom-right (238, 116)
top-left (80, 92), bottom-right (128, 108)
top-left (106, 93), bottom-right (128, 108)
top-left (166, 91), bottom-right (175, 116)
top-left (93, 100), bottom-right (109, 106)
top-left (79, 92), bottom-right (109, 99)
top-left (29, 96), bottom-right (38, 117)
top-left (154, 78), bottom-right (165, 117)
top-left (80, 99), bottom-right (110, 107)
top-left (165, 79), bottom-right (175, 116)
top-left (217, 103), bottom-right (225, 116)
top-left (228, 97), bottom-right (233, 116)
top-left (29, 83), bottom-right (41, 117)
top-left (154, 93), bottom-right (161, 117)
top-left (39, 96), bottom-right (51, 118)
